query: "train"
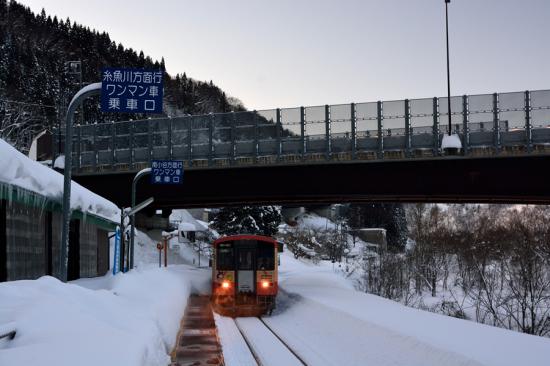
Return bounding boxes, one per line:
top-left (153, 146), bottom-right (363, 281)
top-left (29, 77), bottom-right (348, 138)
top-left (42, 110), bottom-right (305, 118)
top-left (211, 234), bottom-right (282, 316)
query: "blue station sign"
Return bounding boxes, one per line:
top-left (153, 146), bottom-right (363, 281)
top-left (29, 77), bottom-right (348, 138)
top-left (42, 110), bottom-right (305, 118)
top-left (151, 160), bottom-right (184, 185)
top-left (100, 67), bottom-right (164, 114)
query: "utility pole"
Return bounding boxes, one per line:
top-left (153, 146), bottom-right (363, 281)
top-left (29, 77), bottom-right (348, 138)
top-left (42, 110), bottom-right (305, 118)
top-left (445, 0), bottom-right (452, 135)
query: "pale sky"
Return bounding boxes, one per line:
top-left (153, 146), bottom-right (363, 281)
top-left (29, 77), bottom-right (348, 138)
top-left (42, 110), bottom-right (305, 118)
top-left (19, 0), bottom-right (550, 110)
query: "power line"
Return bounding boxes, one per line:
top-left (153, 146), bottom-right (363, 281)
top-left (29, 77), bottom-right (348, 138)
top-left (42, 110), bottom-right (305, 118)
top-left (0, 99), bottom-right (56, 109)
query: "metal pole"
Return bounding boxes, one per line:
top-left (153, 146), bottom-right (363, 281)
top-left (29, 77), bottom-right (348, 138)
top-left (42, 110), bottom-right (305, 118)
top-left (350, 103), bottom-right (357, 159)
top-left (130, 167), bottom-right (152, 269)
top-left (462, 95), bottom-right (469, 155)
top-left (60, 82), bottom-right (101, 282)
top-left (377, 101), bottom-right (383, 159)
top-left (164, 237), bottom-right (168, 267)
top-left (120, 209), bottom-right (126, 272)
top-left (525, 90), bottom-right (532, 153)
top-left (445, 0), bottom-right (452, 135)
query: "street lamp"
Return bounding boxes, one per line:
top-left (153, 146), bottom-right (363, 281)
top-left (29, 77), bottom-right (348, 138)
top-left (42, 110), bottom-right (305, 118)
top-left (445, 0), bottom-right (451, 136)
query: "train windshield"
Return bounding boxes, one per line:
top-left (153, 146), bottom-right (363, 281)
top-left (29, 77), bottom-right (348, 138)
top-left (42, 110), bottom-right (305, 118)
top-left (237, 248), bottom-right (254, 270)
top-left (257, 243), bottom-right (275, 270)
top-left (217, 242), bottom-right (234, 270)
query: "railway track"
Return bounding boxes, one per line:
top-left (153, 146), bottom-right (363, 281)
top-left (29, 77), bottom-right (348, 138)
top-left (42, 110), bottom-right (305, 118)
top-left (233, 316), bottom-right (307, 366)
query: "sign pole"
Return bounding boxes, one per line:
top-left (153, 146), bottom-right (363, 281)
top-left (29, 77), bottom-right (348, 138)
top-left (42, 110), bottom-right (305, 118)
top-left (60, 83), bottom-right (102, 282)
top-left (130, 168), bottom-right (152, 270)
top-left (157, 243), bottom-right (162, 268)
top-left (164, 237), bottom-right (168, 267)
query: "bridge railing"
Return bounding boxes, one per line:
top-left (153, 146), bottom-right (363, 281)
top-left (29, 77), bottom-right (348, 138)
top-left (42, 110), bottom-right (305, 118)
top-left (54, 89), bottom-right (550, 173)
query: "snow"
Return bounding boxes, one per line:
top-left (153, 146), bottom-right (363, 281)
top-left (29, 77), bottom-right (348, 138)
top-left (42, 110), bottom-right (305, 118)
top-left (170, 209), bottom-right (208, 231)
top-left (0, 138), bottom-right (120, 222)
top-left (295, 213), bottom-right (336, 231)
top-left (178, 222), bottom-right (196, 232)
top-left (214, 314), bottom-right (257, 366)
top-left (0, 269), bottom-right (189, 366)
top-left (0, 229), bottom-right (212, 366)
top-left (53, 154), bottom-right (65, 169)
top-left (257, 251), bottom-right (550, 366)
top-left (68, 82), bottom-right (102, 106)
top-left (442, 133), bottom-right (463, 149)
top-left (235, 317), bottom-right (303, 366)
top-left (3, 216), bottom-right (550, 366)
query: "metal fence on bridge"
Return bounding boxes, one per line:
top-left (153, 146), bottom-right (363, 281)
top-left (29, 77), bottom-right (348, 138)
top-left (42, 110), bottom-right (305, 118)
top-left (54, 89), bottom-right (550, 173)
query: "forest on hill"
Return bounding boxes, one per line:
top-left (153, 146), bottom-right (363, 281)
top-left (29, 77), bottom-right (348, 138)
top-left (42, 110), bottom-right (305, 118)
top-left (0, 0), bottom-right (244, 152)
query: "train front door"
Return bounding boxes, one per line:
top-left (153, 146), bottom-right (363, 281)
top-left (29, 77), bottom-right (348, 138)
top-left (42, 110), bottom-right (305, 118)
top-left (235, 245), bottom-right (255, 304)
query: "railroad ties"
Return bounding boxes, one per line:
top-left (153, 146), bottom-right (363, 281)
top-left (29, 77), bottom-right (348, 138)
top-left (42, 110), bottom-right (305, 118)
top-left (171, 295), bottom-right (224, 366)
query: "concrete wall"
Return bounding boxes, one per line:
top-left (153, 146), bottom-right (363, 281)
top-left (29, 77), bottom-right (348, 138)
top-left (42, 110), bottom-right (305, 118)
top-left (0, 199), bottom-right (113, 282)
top-left (79, 219), bottom-right (98, 278)
top-left (4, 200), bottom-right (46, 281)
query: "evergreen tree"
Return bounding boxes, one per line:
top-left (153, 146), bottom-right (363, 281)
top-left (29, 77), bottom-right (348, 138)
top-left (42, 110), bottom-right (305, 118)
top-left (211, 206), bottom-right (282, 237)
top-left (0, 1), bottom-right (245, 152)
top-left (346, 203), bottom-right (408, 252)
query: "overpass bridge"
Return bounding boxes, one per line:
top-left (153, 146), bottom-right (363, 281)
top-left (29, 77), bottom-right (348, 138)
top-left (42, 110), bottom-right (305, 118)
top-left (57, 89), bottom-right (550, 207)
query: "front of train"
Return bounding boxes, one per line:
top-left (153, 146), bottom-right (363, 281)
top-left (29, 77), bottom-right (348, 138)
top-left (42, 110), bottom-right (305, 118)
top-left (211, 234), bottom-right (279, 317)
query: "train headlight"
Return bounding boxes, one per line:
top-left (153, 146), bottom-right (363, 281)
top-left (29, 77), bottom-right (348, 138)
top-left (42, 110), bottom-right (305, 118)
top-left (221, 280), bottom-right (231, 289)
top-left (261, 280), bottom-right (270, 289)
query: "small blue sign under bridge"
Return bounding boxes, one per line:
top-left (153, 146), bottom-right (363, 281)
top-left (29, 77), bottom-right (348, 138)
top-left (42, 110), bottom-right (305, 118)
top-left (151, 160), bottom-right (184, 184)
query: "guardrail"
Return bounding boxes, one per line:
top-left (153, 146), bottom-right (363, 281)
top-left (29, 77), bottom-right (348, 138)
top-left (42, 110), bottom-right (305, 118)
top-left (53, 89), bottom-right (550, 173)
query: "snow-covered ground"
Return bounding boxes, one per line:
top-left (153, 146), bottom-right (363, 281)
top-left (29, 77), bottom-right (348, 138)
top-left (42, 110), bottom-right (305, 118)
top-left (3, 221), bottom-right (550, 366)
top-left (0, 231), bottom-right (211, 366)
top-left (217, 250), bottom-right (550, 366)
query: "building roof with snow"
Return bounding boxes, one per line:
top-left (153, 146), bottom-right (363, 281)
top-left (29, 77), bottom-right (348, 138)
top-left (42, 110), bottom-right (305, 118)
top-left (172, 209), bottom-right (208, 232)
top-left (0, 138), bottom-right (119, 227)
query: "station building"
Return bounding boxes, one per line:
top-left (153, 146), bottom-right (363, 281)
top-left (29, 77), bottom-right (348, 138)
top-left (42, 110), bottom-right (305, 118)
top-left (0, 139), bottom-right (119, 282)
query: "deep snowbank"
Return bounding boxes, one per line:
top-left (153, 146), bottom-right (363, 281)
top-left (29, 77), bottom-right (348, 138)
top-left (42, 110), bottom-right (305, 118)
top-left (270, 251), bottom-right (550, 366)
top-left (0, 138), bottom-right (119, 222)
top-left (0, 268), bottom-right (190, 366)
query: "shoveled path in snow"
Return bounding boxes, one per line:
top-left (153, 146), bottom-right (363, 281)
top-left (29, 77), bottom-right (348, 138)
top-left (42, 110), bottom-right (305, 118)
top-left (171, 295), bottom-right (223, 366)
